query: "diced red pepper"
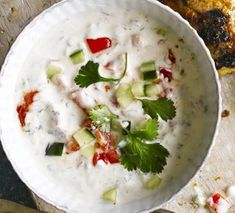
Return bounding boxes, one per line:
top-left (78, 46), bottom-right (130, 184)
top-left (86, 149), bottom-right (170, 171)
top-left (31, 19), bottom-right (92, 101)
top-left (95, 130), bottom-right (116, 149)
top-left (86, 37), bottom-right (112, 54)
top-left (16, 90), bottom-right (38, 126)
top-left (92, 130), bottom-right (119, 166)
top-left (159, 67), bottom-right (173, 81)
top-left (168, 49), bottom-right (176, 64)
top-left (24, 90), bottom-right (38, 105)
top-left (106, 149), bottom-right (119, 164)
top-left (212, 193), bottom-right (221, 204)
top-left (92, 152), bottom-right (109, 166)
top-left (16, 105), bottom-right (27, 127)
top-left (92, 150), bottom-right (119, 166)
top-left (99, 153), bottom-right (109, 164)
top-left (92, 152), bottom-right (99, 166)
top-left (207, 193), bottom-right (230, 213)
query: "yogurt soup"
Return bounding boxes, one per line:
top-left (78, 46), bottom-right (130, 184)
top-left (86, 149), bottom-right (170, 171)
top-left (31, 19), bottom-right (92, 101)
top-left (15, 10), bottom-right (207, 206)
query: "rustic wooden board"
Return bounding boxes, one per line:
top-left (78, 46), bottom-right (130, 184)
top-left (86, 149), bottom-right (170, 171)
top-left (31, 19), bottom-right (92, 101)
top-left (0, 1), bottom-right (235, 212)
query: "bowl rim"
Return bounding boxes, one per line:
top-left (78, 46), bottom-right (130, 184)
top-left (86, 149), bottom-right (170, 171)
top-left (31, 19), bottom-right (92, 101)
top-left (0, 0), bottom-right (221, 212)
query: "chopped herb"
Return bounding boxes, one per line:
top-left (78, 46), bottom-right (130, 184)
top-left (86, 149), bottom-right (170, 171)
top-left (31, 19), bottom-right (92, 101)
top-left (133, 119), bottom-right (158, 140)
top-left (45, 143), bottom-right (64, 156)
top-left (74, 53), bottom-right (127, 88)
top-left (89, 105), bottom-right (117, 132)
top-left (140, 98), bottom-right (176, 121)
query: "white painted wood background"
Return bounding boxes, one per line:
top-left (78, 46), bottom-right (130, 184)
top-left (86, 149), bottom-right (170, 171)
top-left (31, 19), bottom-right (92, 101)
top-left (0, 0), bottom-right (235, 212)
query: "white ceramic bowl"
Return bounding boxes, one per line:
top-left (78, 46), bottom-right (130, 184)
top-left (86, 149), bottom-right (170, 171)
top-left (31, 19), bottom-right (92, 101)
top-left (0, 0), bottom-right (221, 212)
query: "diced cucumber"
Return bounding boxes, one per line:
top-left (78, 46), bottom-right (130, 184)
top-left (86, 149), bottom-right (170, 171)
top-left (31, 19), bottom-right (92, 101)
top-left (102, 187), bottom-right (117, 204)
top-left (131, 82), bottom-right (145, 97)
top-left (140, 61), bottom-right (157, 80)
top-left (140, 61), bottom-right (156, 72)
top-left (144, 84), bottom-right (157, 96)
top-left (80, 143), bottom-right (95, 159)
top-left (45, 142), bottom-right (64, 156)
top-left (115, 83), bottom-right (129, 97)
top-left (46, 62), bottom-right (61, 80)
top-left (143, 71), bottom-right (157, 80)
top-left (72, 128), bottom-right (95, 147)
top-left (145, 175), bottom-right (161, 190)
top-left (69, 49), bottom-right (85, 64)
top-left (117, 95), bottom-right (134, 108)
top-left (115, 83), bottom-right (134, 108)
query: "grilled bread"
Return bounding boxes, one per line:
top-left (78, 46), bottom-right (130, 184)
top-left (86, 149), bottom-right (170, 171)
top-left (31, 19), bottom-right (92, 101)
top-left (159, 0), bottom-right (235, 76)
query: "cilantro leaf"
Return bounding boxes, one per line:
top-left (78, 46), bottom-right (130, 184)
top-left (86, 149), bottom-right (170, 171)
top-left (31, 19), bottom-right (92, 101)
top-left (74, 61), bottom-right (112, 88)
top-left (140, 98), bottom-right (176, 121)
top-left (74, 53), bottom-right (128, 88)
top-left (120, 134), bottom-right (169, 173)
top-left (133, 119), bottom-right (158, 140)
top-left (89, 105), bottom-right (117, 132)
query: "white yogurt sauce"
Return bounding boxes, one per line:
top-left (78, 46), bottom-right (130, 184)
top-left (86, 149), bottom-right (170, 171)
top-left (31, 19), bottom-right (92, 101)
top-left (15, 10), bottom-right (207, 207)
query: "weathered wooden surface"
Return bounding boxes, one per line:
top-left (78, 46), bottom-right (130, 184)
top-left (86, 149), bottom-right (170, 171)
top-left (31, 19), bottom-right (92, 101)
top-left (0, 1), bottom-right (235, 212)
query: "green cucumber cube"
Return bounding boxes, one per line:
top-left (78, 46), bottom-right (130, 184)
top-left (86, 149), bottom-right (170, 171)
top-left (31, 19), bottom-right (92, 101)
top-left (69, 49), bottom-right (85, 64)
top-left (144, 84), bottom-right (158, 96)
top-left (102, 187), bottom-right (117, 204)
top-left (140, 61), bottom-right (156, 72)
top-left (72, 128), bottom-right (95, 147)
top-left (145, 175), bottom-right (161, 190)
top-left (115, 83), bottom-right (134, 108)
top-left (143, 71), bottom-right (157, 80)
top-left (46, 62), bottom-right (61, 80)
top-left (80, 143), bottom-right (95, 159)
top-left (131, 82), bottom-right (145, 97)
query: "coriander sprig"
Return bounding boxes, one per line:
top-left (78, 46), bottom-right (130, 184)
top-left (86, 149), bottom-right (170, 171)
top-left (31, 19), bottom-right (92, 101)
top-left (74, 53), bottom-right (127, 88)
top-left (88, 104), bottom-right (117, 132)
top-left (120, 133), bottom-right (169, 173)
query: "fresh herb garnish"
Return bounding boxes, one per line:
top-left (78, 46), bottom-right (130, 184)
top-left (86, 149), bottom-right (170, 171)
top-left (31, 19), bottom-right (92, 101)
top-left (74, 53), bottom-right (128, 88)
top-left (120, 118), bottom-right (167, 173)
top-left (45, 142), bottom-right (64, 156)
top-left (89, 105), bottom-right (117, 132)
top-left (132, 119), bottom-right (158, 140)
top-left (140, 97), bottom-right (176, 121)
top-left (120, 133), bottom-right (169, 173)
top-left (87, 96), bottom-right (175, 174)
